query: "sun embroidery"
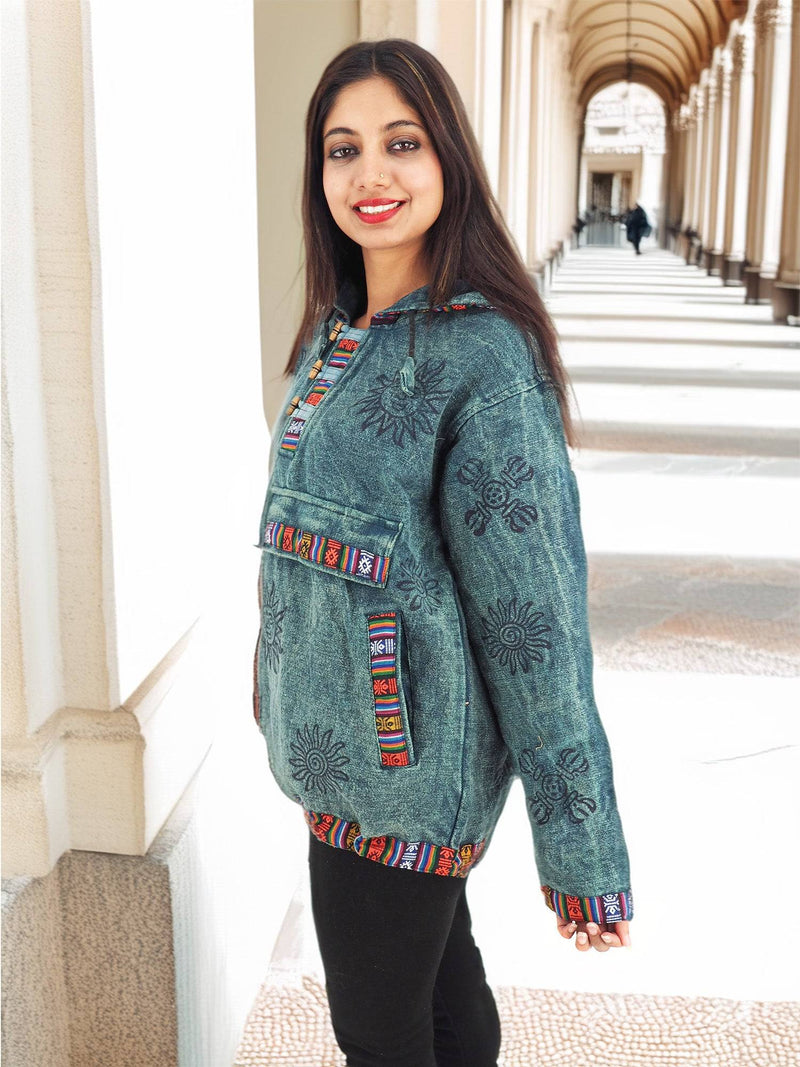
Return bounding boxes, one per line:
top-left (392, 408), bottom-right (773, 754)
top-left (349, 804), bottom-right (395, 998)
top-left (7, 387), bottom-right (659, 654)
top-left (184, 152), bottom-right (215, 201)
top-left (261, 579), bottom-right (287, 671)
top-left (353, 358), bottom-right (450, 447)
top-left (480, 596), bottom-right (552, 674)
top-left (394, 556), bottom-right (443, 614)
top-left (289, 724), bottom-right (351, 793)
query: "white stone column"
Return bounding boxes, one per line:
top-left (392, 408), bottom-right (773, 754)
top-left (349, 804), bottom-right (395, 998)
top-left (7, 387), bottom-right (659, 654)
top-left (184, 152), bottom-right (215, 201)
top-left (722, 21), bottom-right (755, 284)
top-left (688, 85), bottom-right (706, 263)
top-left (696, 69), bottom-right (715, 263)
top-left (744, 0), bottom-right (792, 302)
top-left (680, 95), bottom-right (698, 259)
top-left (526, 2), bottom-right (556, 284)
top-left (502, 0), bottom-right (535, 261)
top-left (707, 51), bottom-right (732, 274)
top-left (772, 0), bottom-right (800, 321)
top-left (672, 108), bottom-right (690, 251)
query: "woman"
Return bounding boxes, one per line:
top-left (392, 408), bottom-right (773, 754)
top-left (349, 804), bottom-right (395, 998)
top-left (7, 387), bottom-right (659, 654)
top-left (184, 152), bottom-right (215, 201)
top-left (253, 39), bottom-right (633, 1067)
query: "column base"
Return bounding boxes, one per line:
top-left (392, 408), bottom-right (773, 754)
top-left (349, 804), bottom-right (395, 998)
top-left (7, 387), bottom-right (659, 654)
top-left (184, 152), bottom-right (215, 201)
top-left (771, 282), bottom-right (800, 323)
top-left (743, 267), bottom-right (774, 304)
top-left (528, 263), bottom-right (547, 296)
top-left (721, 256), bottom-right (745, 285)
top-left (706, 250), bottom-right (724, 276)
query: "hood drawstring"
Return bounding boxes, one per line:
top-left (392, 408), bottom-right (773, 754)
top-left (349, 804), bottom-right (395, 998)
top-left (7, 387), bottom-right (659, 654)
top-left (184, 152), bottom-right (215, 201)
top-left (399, 311), bottom-right (417, 396)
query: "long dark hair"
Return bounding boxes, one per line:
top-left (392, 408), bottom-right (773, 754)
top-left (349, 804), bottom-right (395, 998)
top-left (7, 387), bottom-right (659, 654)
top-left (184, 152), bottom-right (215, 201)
top-left (285, 38), bottom-right (577, 446)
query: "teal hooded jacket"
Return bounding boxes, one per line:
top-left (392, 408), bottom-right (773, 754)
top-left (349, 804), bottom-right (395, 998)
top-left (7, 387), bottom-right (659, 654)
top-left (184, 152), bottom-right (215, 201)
top-left (253, 282), bottom-right (633, 925)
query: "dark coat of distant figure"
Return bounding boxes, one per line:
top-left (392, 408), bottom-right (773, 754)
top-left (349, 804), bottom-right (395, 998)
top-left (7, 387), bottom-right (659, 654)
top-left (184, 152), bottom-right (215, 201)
top-left (625, 203), bottom-right (650, 254)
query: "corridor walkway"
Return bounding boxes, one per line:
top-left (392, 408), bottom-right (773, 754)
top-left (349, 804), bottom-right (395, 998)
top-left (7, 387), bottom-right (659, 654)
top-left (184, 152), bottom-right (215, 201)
top-left (235, 248), bottom-right (800, 1067)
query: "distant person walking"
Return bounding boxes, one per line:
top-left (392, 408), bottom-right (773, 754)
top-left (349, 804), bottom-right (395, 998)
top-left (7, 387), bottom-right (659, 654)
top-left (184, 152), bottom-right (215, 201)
top-left (624, 202), bottom-right (650, 254)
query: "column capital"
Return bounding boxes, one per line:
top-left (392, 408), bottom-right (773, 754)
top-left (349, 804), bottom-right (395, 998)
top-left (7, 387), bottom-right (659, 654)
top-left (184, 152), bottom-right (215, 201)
top-left (754, 0), bottom-right (791, 43)
top-left (717, 51), bottom-right (733, 97)
top-left (732, 26), bottom-right (754, 77)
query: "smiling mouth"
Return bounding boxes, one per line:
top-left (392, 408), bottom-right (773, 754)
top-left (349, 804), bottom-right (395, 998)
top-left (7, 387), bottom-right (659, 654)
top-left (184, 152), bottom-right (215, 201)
top-left (354, 201), bottom-right (404, 216)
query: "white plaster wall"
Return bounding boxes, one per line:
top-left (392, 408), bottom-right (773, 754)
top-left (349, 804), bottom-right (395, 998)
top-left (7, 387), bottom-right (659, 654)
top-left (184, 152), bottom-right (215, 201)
top-left (1, 0), bottom-right (66, 743)
top-left (86, 0), bottom-right (263, 705)
top-left (255, 0), bottom-right (359, 431)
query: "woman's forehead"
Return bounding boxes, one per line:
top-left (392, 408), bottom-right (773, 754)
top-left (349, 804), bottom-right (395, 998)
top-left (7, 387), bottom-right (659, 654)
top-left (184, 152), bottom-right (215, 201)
top-left (325, 77), bottom-right (423, 131)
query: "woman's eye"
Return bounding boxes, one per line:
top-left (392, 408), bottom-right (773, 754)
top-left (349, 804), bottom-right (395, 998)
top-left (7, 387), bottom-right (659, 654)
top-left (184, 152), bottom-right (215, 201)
top-left (328, 145), bottom-right (356, 160)
top-left (389, 138), bottom-right (420, 152)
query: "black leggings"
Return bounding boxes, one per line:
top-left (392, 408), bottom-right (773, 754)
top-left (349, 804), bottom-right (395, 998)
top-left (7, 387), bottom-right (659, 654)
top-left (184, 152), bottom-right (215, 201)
top-left (308, 830), bottom-right (502, 1067)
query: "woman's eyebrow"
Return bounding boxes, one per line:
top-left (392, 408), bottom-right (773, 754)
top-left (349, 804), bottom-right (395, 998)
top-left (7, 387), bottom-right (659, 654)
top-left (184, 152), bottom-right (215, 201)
top-left (323, 119), bottom-right (424, 141)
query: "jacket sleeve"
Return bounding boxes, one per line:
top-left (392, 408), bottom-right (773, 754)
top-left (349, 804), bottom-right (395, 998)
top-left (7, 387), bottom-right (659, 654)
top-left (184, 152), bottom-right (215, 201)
top-left (438, 377), bottom-right (633, 924)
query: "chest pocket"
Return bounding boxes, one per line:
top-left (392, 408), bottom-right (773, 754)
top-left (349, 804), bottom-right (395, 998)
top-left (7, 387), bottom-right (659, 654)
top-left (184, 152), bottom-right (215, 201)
top-left (256, 486), bottom-right (403, 588)
top-left (255, 486), bottom-right (417, 768)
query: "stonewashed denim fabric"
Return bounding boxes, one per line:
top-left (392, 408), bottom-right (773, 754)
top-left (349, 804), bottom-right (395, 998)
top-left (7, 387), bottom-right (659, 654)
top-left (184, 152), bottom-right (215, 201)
top-left (253, 282), bottom-right (633, 919)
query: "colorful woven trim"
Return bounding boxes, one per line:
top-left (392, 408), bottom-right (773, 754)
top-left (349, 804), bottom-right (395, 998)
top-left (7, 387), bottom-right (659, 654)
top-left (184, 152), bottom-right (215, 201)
top-left (369, 302), bottom-right (495, 326)
top-left (367, 612), bottom-right (411, 767)
top-left (541, 885), bottom-right (634, 924)
top-left (281, 333), bottom-right (362, 452)
top-left (305, 809), bottom-right (487, 878)
top-left (263, 521), bottom-right (390, 585)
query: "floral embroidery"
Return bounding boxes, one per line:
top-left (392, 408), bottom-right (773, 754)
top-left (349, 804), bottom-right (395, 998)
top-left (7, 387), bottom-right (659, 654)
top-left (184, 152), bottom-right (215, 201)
top-left (354, 358), bottom-right (450, 447)
top-left (480, 597), bottom-right (552, 674)
top-left (394, 556), bottom-right (443, 614)
top-left (261, 579), bottom-right (287, 671)
top-left (289, 724), bottom-right (351, 793)
top-left (455, 455), bottom-right (538, 535)
top-left (520, 747), bottom-right (597, 826)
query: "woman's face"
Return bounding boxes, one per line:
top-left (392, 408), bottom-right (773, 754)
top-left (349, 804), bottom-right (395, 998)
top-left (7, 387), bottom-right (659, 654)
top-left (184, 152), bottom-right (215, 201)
top-left (321, 76), bottom-right (444, 264)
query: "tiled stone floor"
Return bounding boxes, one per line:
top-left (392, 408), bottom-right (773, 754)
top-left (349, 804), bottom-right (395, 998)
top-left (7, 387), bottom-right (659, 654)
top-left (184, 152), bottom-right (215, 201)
top-left (235, 247), bottom-right (800, 1065)
top-left (234, 973), bottom-right (800, 1067)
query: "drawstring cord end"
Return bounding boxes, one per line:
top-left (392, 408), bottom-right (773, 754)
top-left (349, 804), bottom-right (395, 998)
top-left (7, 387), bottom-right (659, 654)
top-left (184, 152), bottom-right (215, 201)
top-left (399, 311), bottom-right (417, 395)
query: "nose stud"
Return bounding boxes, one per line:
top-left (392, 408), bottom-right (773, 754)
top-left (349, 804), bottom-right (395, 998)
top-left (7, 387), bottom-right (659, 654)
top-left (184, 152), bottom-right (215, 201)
top-left (380, 173), bottom-right (384, 179)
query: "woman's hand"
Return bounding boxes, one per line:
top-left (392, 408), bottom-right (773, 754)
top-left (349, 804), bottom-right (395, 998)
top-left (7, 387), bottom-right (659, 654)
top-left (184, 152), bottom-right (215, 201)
top-left (556, 917), bottom-right (632, 952)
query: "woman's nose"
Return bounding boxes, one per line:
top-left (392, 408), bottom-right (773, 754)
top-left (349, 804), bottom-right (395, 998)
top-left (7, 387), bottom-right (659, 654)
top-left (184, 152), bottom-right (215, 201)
top-left (354, 151), bottom-right (389, 189)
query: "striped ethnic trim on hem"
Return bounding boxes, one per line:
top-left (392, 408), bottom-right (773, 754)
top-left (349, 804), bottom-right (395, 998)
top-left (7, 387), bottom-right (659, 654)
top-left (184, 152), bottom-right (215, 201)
top-left (304, 809), bottom-right (486, 878)
top-left (262, 521), bottom-right (391, 585)
top-left (540, 885), bottom-right (634, 924)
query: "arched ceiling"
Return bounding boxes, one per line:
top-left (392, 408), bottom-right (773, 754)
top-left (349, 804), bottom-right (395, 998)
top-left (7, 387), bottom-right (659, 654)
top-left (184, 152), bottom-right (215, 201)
top-left (567, 0), bottom-right (749, 111)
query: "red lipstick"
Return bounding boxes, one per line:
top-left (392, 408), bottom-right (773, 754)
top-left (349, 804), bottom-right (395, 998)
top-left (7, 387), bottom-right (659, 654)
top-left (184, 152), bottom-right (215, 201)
top-left (352, 198), bottom-right (406, 224)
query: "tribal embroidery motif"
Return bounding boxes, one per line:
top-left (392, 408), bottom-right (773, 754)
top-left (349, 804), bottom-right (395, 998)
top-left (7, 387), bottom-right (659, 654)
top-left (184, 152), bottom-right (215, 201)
top-left (305, 810), bottom-right (486, 878)
top-left (252, 628), bottom-right (261, 725)
top-left (280, 330), bottom-right (362, 452)
top-left (354, 358), bottom-right (450, 447)
top-left (541, 885), bottom-right (634, 924)
top-left (260, 578), bottom-right (287, 672)
top-left (289, 724), bottom-right (351, 793)
top-left (394, 556), bottom-right (443, 614)
top-left (455, 455), bottom-right (539, 535)
top-left (263, 521), bottom-right (390, 585)
top-left (520, 747), bottom-right (597, 825)
top-left (480, 597), bottom-right (552, 674)
top-left (367, 612), bottom-right (412, 767)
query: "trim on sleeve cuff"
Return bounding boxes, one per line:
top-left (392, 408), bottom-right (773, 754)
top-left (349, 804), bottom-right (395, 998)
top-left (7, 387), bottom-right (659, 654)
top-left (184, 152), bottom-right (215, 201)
top-left (541, 885), bottom-right (634, 923)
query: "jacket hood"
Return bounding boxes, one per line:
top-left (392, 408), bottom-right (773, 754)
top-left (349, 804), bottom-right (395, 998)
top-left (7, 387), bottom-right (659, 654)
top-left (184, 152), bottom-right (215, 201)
top-left (332, 278), bottom-right (495, 321)
top-left (332, 279), bottom-right (496, 397)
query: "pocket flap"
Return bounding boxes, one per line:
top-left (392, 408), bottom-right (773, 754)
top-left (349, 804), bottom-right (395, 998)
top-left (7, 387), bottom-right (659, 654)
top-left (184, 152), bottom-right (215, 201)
top-left (256, 486), bottom-right (402, 588)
